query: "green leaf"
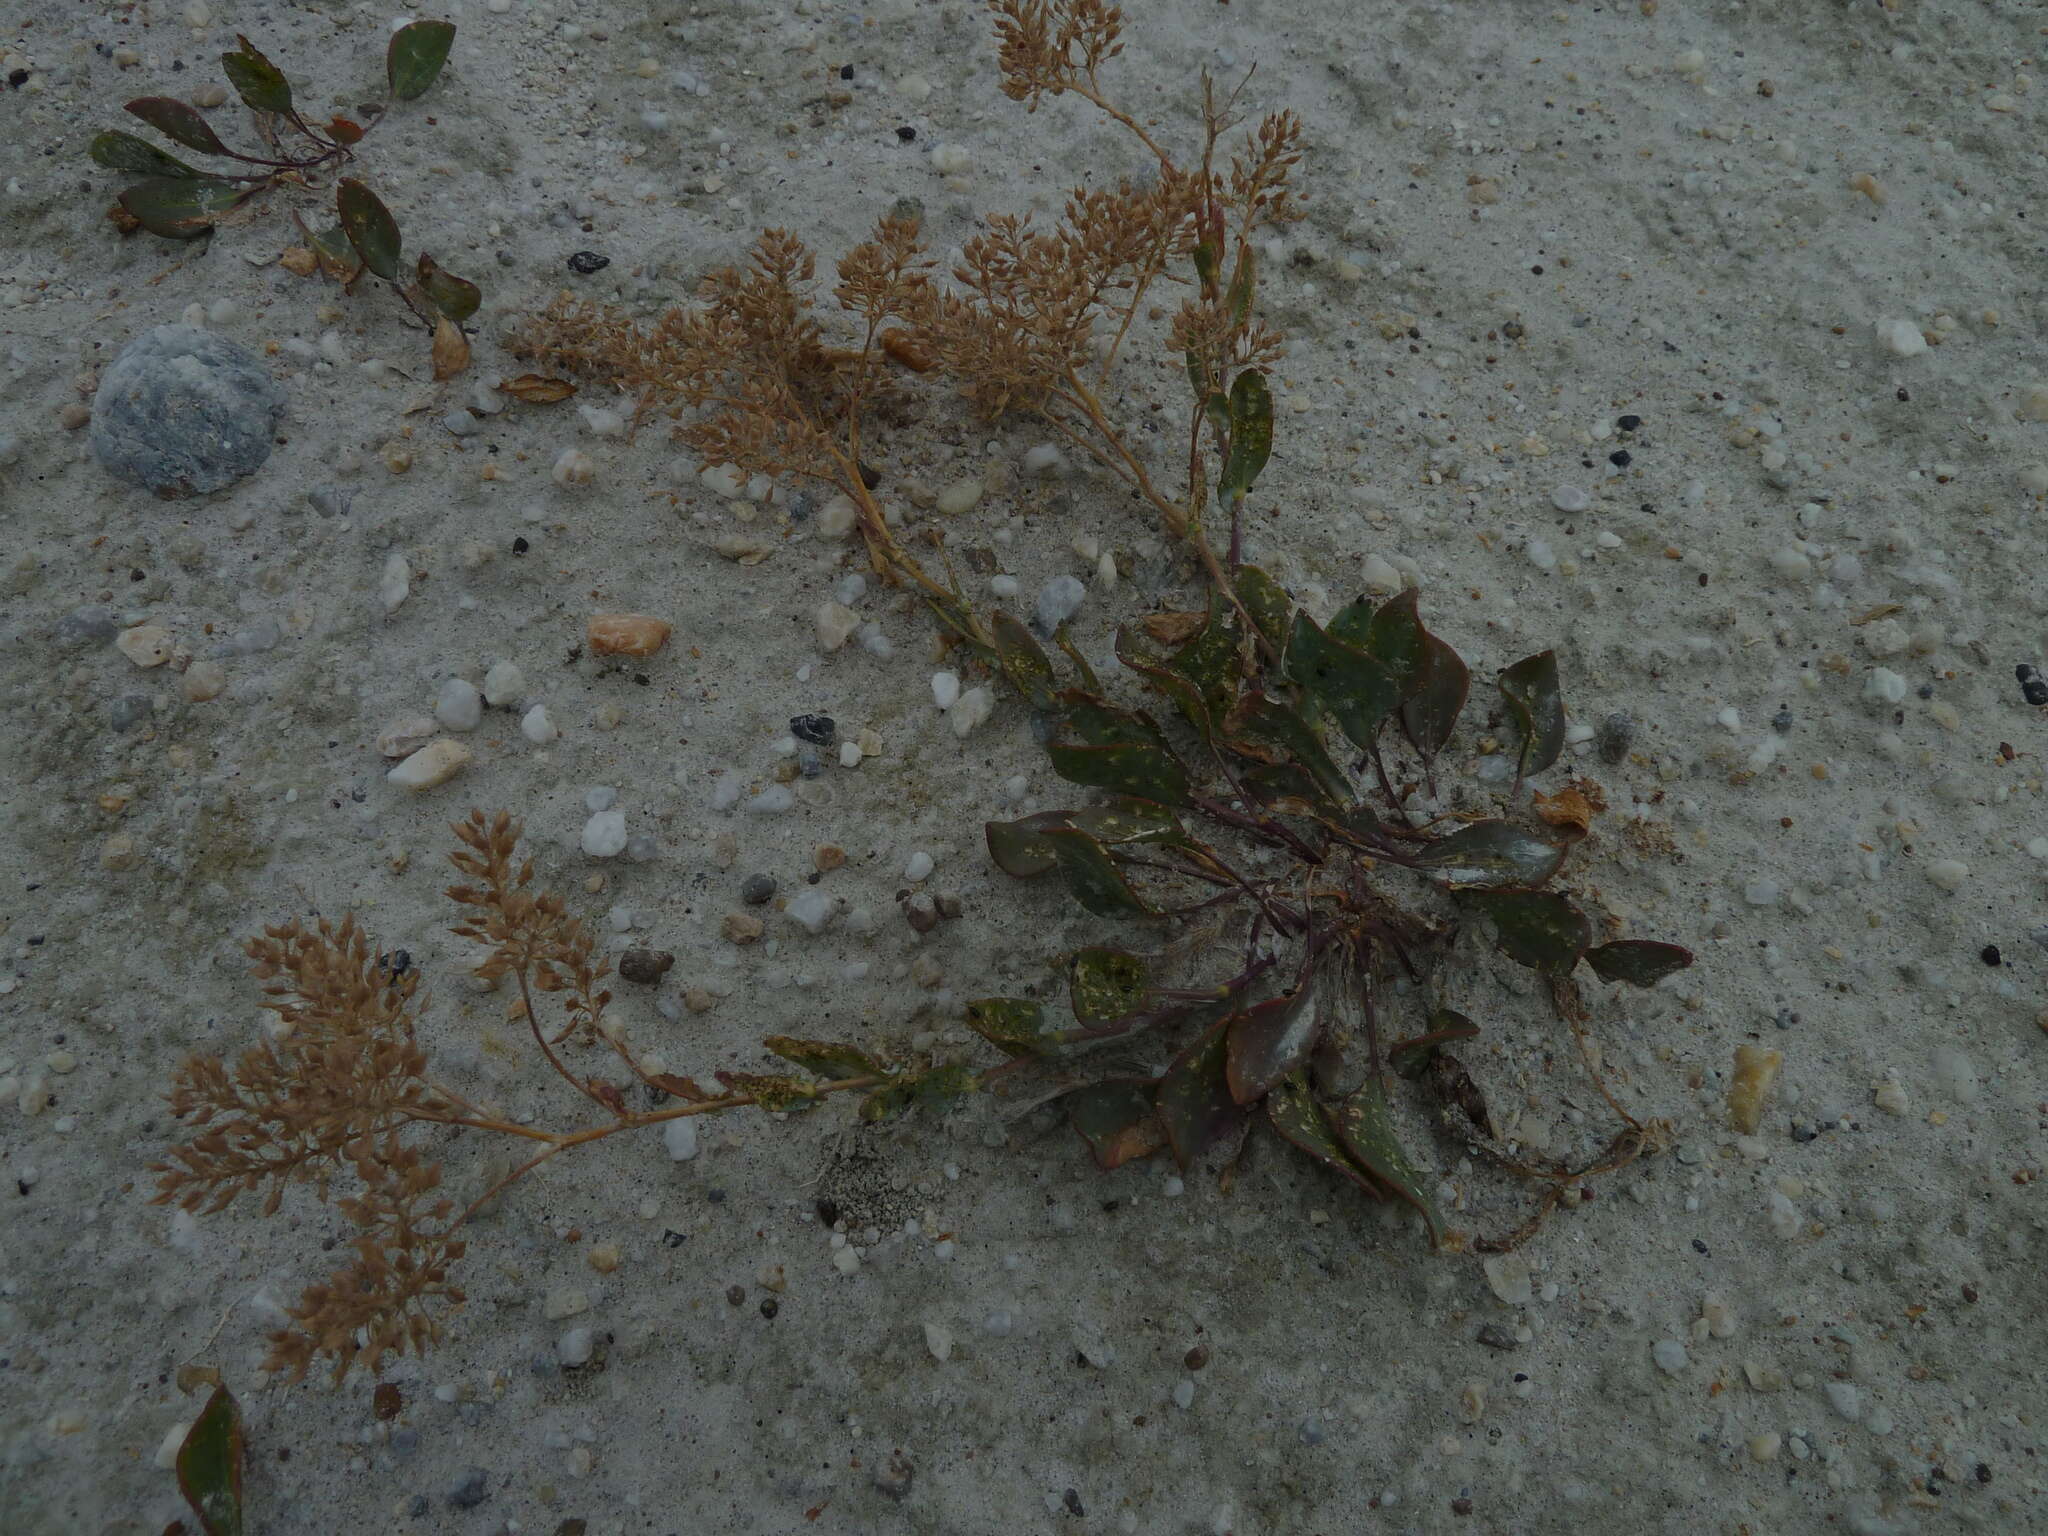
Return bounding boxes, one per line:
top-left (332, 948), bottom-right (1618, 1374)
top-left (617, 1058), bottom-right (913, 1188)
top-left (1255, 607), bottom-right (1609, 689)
top-left (990, 610), bottom-right (1057, 709)
top-left (1042, 825), bottom-right (1153, 918)
top-left (1218, 369), bottom-right (1273, 499)
top-left (1583, 940), bottom-right (1694, 988)
top-left (1286, 611), bottom-right (1401, 752)
top-left (1498, 651), bottom-right (1566, 782)
top-left (1155, 1017), bottom-right (1243, 1170)
top-left (963, 998), bottom-right (1049, 1058)
top-left (1115, 603), bottom-right (1242, 734)
top-left (90, 130), bottom-right (199, 179)
top-left (1388, 1007), bottom-right (1480, 1080)
top-left (1224, 244), bottom-right (1256, 324)
top-left (762, 1037), bottom-right (881, 1080)
top-left (124, 96), bottom-right (233, 157)
top-left (1070, 948), bottom-right (1148, 1024)
top-left (1046, 693), bottom-right (1192, 808)
top-left (1399, 621), bottom-right (1469, 761)
top-left (176, 1384), bottom-right (245, 1536)
top-left (387, 19), bottom-right (457, 102)
top-left (1225, 986), bottom-right (1320, 1105)
top-left (1264, 1072), bottom-right (1385, 1200)
top-left (1328, 1078), bottom-right (1444, 1246)
top-left (859, 1062), bottom-right (978, 1122)
top-left (1412, 821), bottom-right (1567, 890)
top-left (1363, 588), bottom-right (1428, 698)
top-left (1466, 890), bottom-right (1592, 975)
top-left (416, 253), bottom-right (480, 321)
top-left (1223, 687), bottom-right (1352, 808)
top-left (1065, 1080), bottom-right (1168, 1170)
top-left (1190, 239), bottom-right (1220, 288)
top-left (1232, 564), bottom-right (1292, 651)
top-left (1325, 592), bottom-right (1377, 651)
top-left (984, 801), bottom-right (1184, 879)
top-left (220, 34), bottom-right (293, 115)
top-left (117, 176), bottom-right (255, 239)
top-left (1238, 759), bottom-right (1343, 823)
top-left (337, 177), bottom-right (401, 281)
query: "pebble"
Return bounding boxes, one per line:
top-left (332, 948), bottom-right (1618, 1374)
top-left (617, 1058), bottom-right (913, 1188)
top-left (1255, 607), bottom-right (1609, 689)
top-left (1023, 443), bottom-right (1063, 475)
top-left (931, 671), bottom-right (961, 710)
top-left (114, 624), bottom-right (173, 668)
top-left (586, 786), bottom-right (618, 812)
top-left (1651, 1339), bottom-right (1689, 1374)
top-left (1032, 575), bottom-right (1087, 635)
top-left (1826, 1381), bottom-right (1863, 1421)
top-left (1596, 711), bottom-right (1635, 764)
top-left (435, 678), bottom-right (483, 731)
top-left (520, 704), bottom-right (559, 743)
top-left (949, 687), bottom-right (994, 738)
top-left (553, 448), bottom-right (596, 487)
top-left (785, 889), bottom-right (837, 933)
top-left (587, 613), bottom-right (671, 656)
top-left (832, 1246), bottom-right (862, 1276)
top-left (1925, 859), bottom-right (1969, 892)
top-left (57, 607), bottom-right (119, 647)
top-left (923, 1321), bottom-right (954, 1361)
top-left (1874, 318), bottom-right (1927, 357)
top-left (663, 1118), bottom-right (699, 1161)
top-left (745, 784), bottom-right (795, 814)
top-left (903, 850), bottom-right (935, 882)
top-left (581, 811), bottom-right (628, 858)
top-left (182, 661), bottom-right (226, 702)
top-left (722, 912), bottom-right (765, 944)
top-left (387, 739), bottom-right (472, 790)
top-left (1482, 1254), bottom-right (1532, 1306)
top-left (91, 325), bottom-right (286, 498)
top-left (1748, 1432), bottom-right (1782, 1462)
top-left (618, 948), bottom-right (673, 985)
top-left (556, 1328), bottom-right (594, 1367)
top-left (815, 601), bottom-right (860, 651)
top-left (448, 1467), bottom-right (491, 1508)
top-left (1551, 484), bottom-right (1591, 513)
top-left (377, 716), bottom-right (439, 758)
top-left (936, 478), bottom-right (984, 515)
top-left (741, 873), bottom-right (777, 905)
top-left (483, 661), bottom-right (526, 706)
top-left (568, 251), bottom-right (610, 276)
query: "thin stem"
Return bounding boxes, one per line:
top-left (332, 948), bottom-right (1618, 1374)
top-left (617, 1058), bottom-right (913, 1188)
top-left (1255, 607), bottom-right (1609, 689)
top-left (515, 969), bottom-right (611, 1112)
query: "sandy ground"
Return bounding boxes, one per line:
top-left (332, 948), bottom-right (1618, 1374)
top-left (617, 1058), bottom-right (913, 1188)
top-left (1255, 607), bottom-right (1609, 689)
top-left (3, 1), bottom-right (2045, 1532)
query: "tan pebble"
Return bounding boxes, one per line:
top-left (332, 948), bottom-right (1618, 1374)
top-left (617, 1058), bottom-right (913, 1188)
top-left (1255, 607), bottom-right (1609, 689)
top-left (1727, 1045), bottom-right (1782, 1133)
top-left (115, 624), bottom-right (173, 668)
top-left (1849, 172), bottom-right (1887, 206)
top-left (99, 835), bottom-right (140, 872)
top-left (59, 402), bottom-right (90, 430)
top-left (1465, 177), bottom-right (1501, 206)
top-left (192, 82), bottom-right (228, 108)
top-left (382, 443), bottom-right (413, 474)
top-left (721, 912), bottom-right (764, 944)
top-left (181, 660), bottom-right (226, 703)
top-left (814, 842), bottom-right (847, 872)
top-left (1873, 1079), bottom-right (1909, 1115)
top-left (683, 987), bottom-right (716, 1014)
top-left (1459, 1383), bottom-right (1486, 1423)
top-left (586, 1242), bottom-right (622, 1274)
top-left (1748, 1432), bottom-right (1781, 1462)
top-left (553, 447), bottom-right (596, 487)
top-left (587, 613), bottom-right (671, 656)
top-left (375, 715), bottom-right (439, 758)
top-left (386, 738), bottom-right (472, 790)
top-left (712, 831), bottom-right (739, 869)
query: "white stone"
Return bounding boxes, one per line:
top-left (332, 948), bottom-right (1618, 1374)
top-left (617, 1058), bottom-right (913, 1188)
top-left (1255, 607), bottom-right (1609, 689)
top-left (832, 1245), bottom-right (861, 1275)
top-left (931, 671), bottom-right (961, 710)
top-left (2017, 385), bottom-right (2048, 422)
top-left (815, 601), bottom-right (860, 651)
top-left (936, 478), bottom-right (984, 515)
top-left (1651, 1339), bottom-right (1689, 1374)
top-left (553, 448), bottom-right (596, 487)
top-left (949, 686), bottom-right (995, 738)
top-left (1925, 858), bottom-right (1968, 892)
top-left (379, 552), bottom-right (411, 613)
top-left (818, 495), bottom-right (859, 537)
top-left (386, 738), bottom-right (472, 790)
top-left (923, 1321), bottom-right (954, 1361)
top-left (1551, 484), bottom-right (1591, 513)
top-left (544, 1288), bottom-right (590, 1321)
top-left (699, 462), bottom-right (747, 497)
top-left (1864, 669), bottom-right (1907, 704)
top-left (115, 624), bottom-right (173, 667)
top-left (663, 1117), bottom-right (699, 1161)
top-left (377, 716), bottom-right (439, 758)
top-left (557, 1327), bottom-right (594, 1367)
top-left (581, 811), bottom-right (628, 857)
top-left (1875, 318), bottom-right (1927, 357)
top-left (785, 889), bottom-right (837, 934)
top-left (1482, 1254), bottom-right (1532, 1306)
top-left (436, 677), bottom-right (483, 731)
top-left (1825, 1382), bottom-right (1863, 1421)
top-left (1022, 443), bottom-right (1063, 475)
top-left (483, 661), bottom-right (526, 706)
top-left (903, 851), bottom-right (935, 882)
top-left (520, 704), bottom-right (559, 744)
top-left (839, 740), bottom-right (862, 768)
top-left (1359, 555), bottom-right (1402, 594)
top-left (931, 143), bottom-right (972, 174)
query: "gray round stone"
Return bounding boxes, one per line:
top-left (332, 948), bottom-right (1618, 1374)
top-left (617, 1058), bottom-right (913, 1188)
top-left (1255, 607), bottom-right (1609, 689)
top-left (91, 325), bottom-right (286, 498)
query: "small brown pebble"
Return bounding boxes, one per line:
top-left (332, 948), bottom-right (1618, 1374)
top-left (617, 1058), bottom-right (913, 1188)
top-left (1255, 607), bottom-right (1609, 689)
top-left (58, 403), bottom-right (91, 431)
top-left (587, 613), bottom-right (672, 657)
top-left (813, 842), bottom-right (846, 872)
top-left (1451, 1497), bottom-right (1474, 1517)
top-left (1184, 1344), bottom-right (1210, 1371)
top-left (901, 892), bottom-right (940, 934)
top-left (725, 1284), bottom-right (746, 1306)
top-left (618, 948), bottom-right (674, 985)
top-left (934, 890), bottom-right (965, 920)
top-left (373, 1383), bottom-right (402, 1421)
top-left (1756, 78), bottom-right (1776, 97)
top-left (586, 1242), bottom-right (622, 1274)
top-left (1961, 1283), bottom-right (1978, 1303)
top-left (720, 912), bottom-right (764, 945)
top-left (1476, 1324), bottom-right (1520, 1351)
top-left (683, 987), bottom-right (715, 1013)
top-left (759, 1297), bottom-right (779, 1319)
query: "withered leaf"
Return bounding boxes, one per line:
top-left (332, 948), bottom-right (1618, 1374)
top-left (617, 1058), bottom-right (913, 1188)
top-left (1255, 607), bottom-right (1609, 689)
top-left (497, 373), bottom-right (578, 403)
top-left (430, 314), bottom-right (470, 381)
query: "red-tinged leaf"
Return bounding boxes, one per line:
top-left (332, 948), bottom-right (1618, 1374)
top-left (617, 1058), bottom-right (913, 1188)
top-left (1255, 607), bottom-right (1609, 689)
top-left (1412, 821), bottom-right (1567, 891)
top-left (1582, 939), bottom-right (1694, 988)
top-left (387, 19), bottom-right (457, 102)
top-left (1156, 1017), bottom-right (1242, 1170)
top-left (1046, 693), bottom-right (1192, 808)
top-left (963, 998), bottom-right (1049, 1058)
top-left (125, 96), bottom-right (233, 157)
top-left (1223, 687), bottom-right (1352, 808)
top-left (118, 176), bottom-right (255, 239)
top-left (984, 802), bottom-right (1184, 880)
top-left (590, 1078), bottom-right (627, 1115)
top-left (324, 115), bottom-right (366, 146)
top-left (858, 1062), bottom-right (978, 1122)
top-left (1388, 1008), bottom-right (1480, 1080)
top-left (1069, 948), bottom-right (1147, 1024)
top-left (1225, 986), bottom-right (1319, 1105)
top-left (291, 214), bottom-right (360, 280)
top-left (90, 130), bottom-right (199, 179)
top-left (1466, 889), bottom-right (1592, 974)
top-left (1329, 1078), bottom-right (1445, 1246)
top-left (1286, 610), bottom-right (1401, 751)
top-left (336, 177), bottom-right (400, 280)
top-left (649, 1073), bottom-right (710, 1102)
top-left (714, 1072), bottom-right (821, 1113)
top-left (1042, 825), bottom-right (1152, 918)
top-left (1498, 650), bottom-right (1566, 782)
top-left (418, 251), bottom-right (481, 324)
top-left (220, 34), bottom-right (293, 116)
top-left (1115, 599), bottom-right (1242, 734)
top-left (1065, 1080), bottom-right (1168, 1170)
top-left (762, 1037), bottom-right (881, 1080)
top-left (175, 1384), bottom-right (244, 1536)
top-left (1400, 624), bottom-right (1469, 761)
top-left (1264, 1072), bottom-right (1385, 1200)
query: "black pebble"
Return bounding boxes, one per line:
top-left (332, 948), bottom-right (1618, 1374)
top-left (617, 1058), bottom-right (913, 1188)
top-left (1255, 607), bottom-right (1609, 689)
top-left (567, 250), bottom-right (610, 275)
top-left (511, 537), bottom-right (529, 555)
top-left (1981, 945), bottom-right (2002, 967)
top-left (377, 949), bottom-right (411, 979)
top-left (1607, 449), bottom-right (1632, 468)
top-left (1691, 1238), bottom-right (1709, 1255)
top-left (895, 125), bottom-right (917, 142)
top-left (1063, 1490), bottom-right (1086, 1517)
top-left (1617, 414), bottom-right (1642, 432)
top-left (741, 873), bottom-right (776, 905)
top-left (790, 713), bottom-right (836, 745)
top-left (2018, 663), bottom-right (2048, 707)
top-left (839, 63), bottom-right (854, 79)
top-left (760, 1297), bottom-right (780, 1319)
top-left (816, 1197), bottom-right (840, 1226)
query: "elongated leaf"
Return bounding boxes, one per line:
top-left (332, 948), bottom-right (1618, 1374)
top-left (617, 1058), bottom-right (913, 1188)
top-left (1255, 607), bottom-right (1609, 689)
top-left (1156, 1017), bottom-right (1243, 1169)
top-left (90, 130), bottom-right (198, 179)
top-left (990, 610), bottom-right (1056, 709)
top-left (1467, 890), bottom-right (1591, 974)
top-left (220, 34), bottom-right (293, 115)
top-left (762, 1037), bottom-right (880, 1080)
top-left (963, 998), bottom-right (1049, 1058)
top-left (1238, 759), bottom-right (1343, 823)
top-left (984, 801), bottom-right (1183, 879)
top-left (859, 1062), bottom-right (977, 1122)
top-left (1583, 939), bottom-right (1694, 988)
top-left (176, 1384), bottom-right (244, 1536)
top-left (337, 178), bottom-right (400, 281)
top-left (1042, 825), bottom-right (1152, 917)
top-left (125, 96), bottom-right (233, 157)
top-left (1224, 244), bottom-right (1256, 324)
top-left (118, 176), bottom-right (254, 238)
top-left (1225, 986), bottom-right (1319, 1105)
top-left (1232, 565), bottom-right (1292, 651)
top-left (1046, 693), bottom-right (1191, 808)
top-left (1498, 651), bottom-right (1565, 781)
top-left (387, 19), bottom-right (457, 101)
top-left (1265, 1072), bottom-right (1384, 1200)
top-left (1399, 623), bottom-right (1468, 761)
top-left (416, 253), bottom-right (480, 321)
top-left (1388, 1007), bottom-right (1480, 1080)
top-left (714, 1071), bottom-right (819, 1112)
top-left (1224, 687), bottom-right (1352, 807)
top-left (1219, 369), bottom-right (1273, 499)
top-left (1115, 601), bottom-right (1241, 734)
top-left (1364, 588), bottom-right (1428, 699)
top-left (1287, 611), bottom-right (1400, 751)
top-left (1070, 948), bottom-right (1147, 1024)
top-left (292, 214), bottom-right (360, 280)
top-left (1066, 1080), bottom-right (1168, 1170)
top-left (1412, 821), bottom-right (1567, 891)
top-left (1329, 1079), bottom-right (1443, 1246)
